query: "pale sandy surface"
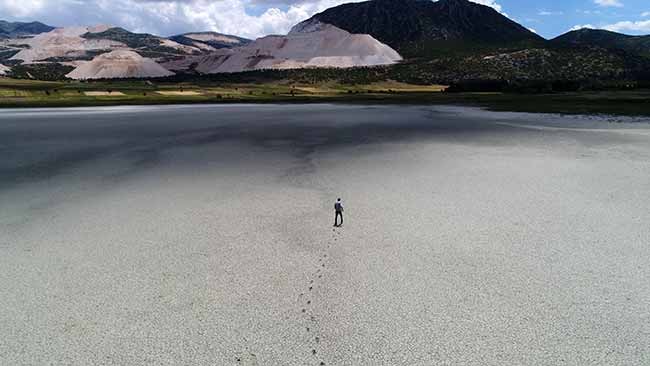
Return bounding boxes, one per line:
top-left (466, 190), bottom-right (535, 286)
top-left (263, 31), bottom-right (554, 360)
top-left (0, 105), bottom-right (649, 365)
top-left (156, 91), bottom-right (202, 96)
top-left (84, 91), bottom-right (127, 96)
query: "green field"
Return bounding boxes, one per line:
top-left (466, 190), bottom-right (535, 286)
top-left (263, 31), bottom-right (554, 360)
top-left (1, 77), bottom-right (650, 116)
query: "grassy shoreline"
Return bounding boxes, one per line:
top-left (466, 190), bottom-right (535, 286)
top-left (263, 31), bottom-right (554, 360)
top-left (1, 78), bottom-right (650, 116)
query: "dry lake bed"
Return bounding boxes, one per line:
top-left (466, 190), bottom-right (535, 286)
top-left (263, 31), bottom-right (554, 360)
top-left (1, 104), bottom-right (648, 365)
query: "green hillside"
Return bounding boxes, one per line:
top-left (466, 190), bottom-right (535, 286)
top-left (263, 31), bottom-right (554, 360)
top-left (552, 28), bottom-right (650, 59)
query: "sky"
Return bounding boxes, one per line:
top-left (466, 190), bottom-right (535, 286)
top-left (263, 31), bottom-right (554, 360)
top-left (1, 0), bottom-right (650, 40)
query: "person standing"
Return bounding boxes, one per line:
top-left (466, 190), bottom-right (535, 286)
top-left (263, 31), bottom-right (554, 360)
top-left (334, 198), bottom-right (344, 227)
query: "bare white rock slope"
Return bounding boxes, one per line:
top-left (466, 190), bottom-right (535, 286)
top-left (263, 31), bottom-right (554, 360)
top-left (11, 26), bottom-right (123, 63)
top-left (66, 50), bottom-right (174, 80)
top-left (184, 33), bottom-right (244, 45)
top-left (167, 20), bottom-right (402, 74)
top-left (0, 64), bottom-right (9, 75)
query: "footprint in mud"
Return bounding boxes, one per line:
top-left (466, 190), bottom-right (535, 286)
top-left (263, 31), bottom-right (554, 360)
top-left (235, 352), bottom-right (258, 366)
top-left (297, 236), bottom-right (334, 366)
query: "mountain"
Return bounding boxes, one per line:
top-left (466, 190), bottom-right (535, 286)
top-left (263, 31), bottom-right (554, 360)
top-left (0, 16), bottom-right (401, 80)
top-left (163, 20), bottom-right (401, 74)
top-left (551, 28), bottom-right (650, 58)
top-left (170, 32), bottom-right (251, 51)
top-left (308, 0), bottom-right (544, 58)
top-left (0, 20), bottom-right (54, 38)
top-left (7, 26), bottom-right (125, 64)
top-left (66, 50), bottom-right (174, 79)
top-left (0, 25), bottom-right (202, 80)
top-left (81, 27), bottom-right (201, 58)
top-left (2, 0), bottom-right (650, 85)
top-left (415, 47), bottom-right (647, 84)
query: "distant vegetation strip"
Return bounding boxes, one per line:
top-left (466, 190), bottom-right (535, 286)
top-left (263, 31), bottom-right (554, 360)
top-left (1, 77), bottom-right (650, 116)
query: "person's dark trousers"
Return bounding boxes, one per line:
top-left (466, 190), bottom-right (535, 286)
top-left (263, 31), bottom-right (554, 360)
top-left (335, 212), bottom-right (343, 226)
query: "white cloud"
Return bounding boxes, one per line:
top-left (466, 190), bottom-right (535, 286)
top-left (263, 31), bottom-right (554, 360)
top-left (0, 0), bottom-right (509, 39)
top-left (604, 20), bottom-right (650, 33)
top-left (468, 0), bottom-right (503, 13)
top-left (642, 11), bottom-right (650, 17)
top-left (0, 0), bottom-right (366, 38)
top-left (568, 19), bottom-right (650, 35)
top-left (570, 24), bottom-right (596, 31)
top-left (578, 9), bottom-right (602, 15)
top-left (538, 10), bottom-right (563, 16)
top-left (0, 0), bottom-right (46, 17)
top-left (594, 0), bottom-right (623, 8)
top-left (432, 0), bottom-right (503, 12)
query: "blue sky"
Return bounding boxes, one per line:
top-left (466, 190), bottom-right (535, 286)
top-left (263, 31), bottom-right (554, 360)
top-left (498, 0), bottom-right (650, 38)
top-left (0, 0), bottom-right (649, 39)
